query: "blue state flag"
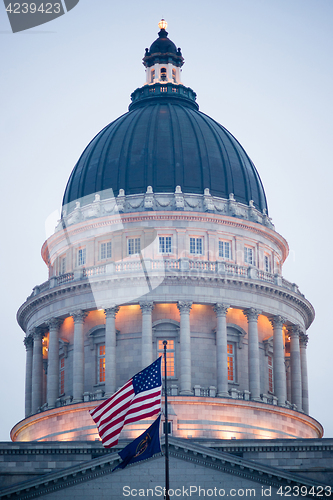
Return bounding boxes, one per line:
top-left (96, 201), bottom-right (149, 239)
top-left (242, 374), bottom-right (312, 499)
top-left (113, 414), bottom-right (161, 471)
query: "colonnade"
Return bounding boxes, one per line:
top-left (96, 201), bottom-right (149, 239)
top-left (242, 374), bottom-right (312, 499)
top-left (24, 303), bottom-right (309, 417)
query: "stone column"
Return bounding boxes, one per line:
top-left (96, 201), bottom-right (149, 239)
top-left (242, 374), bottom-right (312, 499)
top-left (300, 332), bottom-right (309, 415)
top-left (269, 315), bottom-right (287, 406)
top-left (31, 328), bottom-right (44, 414)
top-left (104, 306), bottom-right (119, 397)
top-left (177, 301), bottom-right (193, 395)
top-left (244, 308), bottom-right (261, 401)
top-left (24, 335), bottom-right (34, 417)
top-left (140, 302), bottom-right (154, 368)
top-left (214, 303), bottom-right (229, 397)
top-left (285, 358), bottom-right (291, 403)
top-left (71, 310), bottom-right (87, 403)
top-left (289, 325), bottom-right (303, 411)
top-left (46, 318), bottom-right (62, 409)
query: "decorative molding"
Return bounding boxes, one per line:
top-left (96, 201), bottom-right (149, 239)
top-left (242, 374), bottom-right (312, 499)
top-left (23, 335), bottom-right (33, 350)
top-left (213, 303), bottom-right (229, 317)
top-left (70, 310), bottom-right (87, 323)
top-left (104, 306), bottom-right (119, 319)
top-left (243, 308), bottom-right (261, 322)
top-left (31, 328), bottom-right (44, 341)
top-left (46, 318), bottom-right (62, 331)
top-left (177, 301), bottom-right (193, 314)
top-left (299, 332), bottom-right (309, 348)
top-left (139, 301), bottom-right (154, 314)
top-left (288, 324), bottom-right (302, 339)
top-left (269, 315), bottom-right (286, 329)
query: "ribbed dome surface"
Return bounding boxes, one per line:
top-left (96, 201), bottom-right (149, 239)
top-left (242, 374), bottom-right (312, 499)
top-left (63, 101), bottom-right (268, 213)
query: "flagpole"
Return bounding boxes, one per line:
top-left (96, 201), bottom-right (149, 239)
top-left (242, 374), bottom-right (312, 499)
top-left (163, 340), bottom-right (170, 500)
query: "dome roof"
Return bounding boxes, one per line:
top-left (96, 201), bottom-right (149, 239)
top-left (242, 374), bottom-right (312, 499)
top-left (63, 94), bottom-right (268, 213)
top-left (148, 28), bottom-right (178, 56)
top-left (63, 24), bottom-right (268, 214)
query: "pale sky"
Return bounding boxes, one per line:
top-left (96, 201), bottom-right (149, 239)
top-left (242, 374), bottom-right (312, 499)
top-left (1, 0), bottom-right (332, 440)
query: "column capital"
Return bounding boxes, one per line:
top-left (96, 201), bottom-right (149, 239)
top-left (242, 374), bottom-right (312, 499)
top-left (139, 302), bottom-right (154, 314)
top-left (177, 301), bottom-right (193, 314)
top-left (269, 315), bottom-right (286, 329)
top-left (104, 306), bottom-right (120, 319)
top-left (243, 308), bottom-right (261, 322)
top-left (46, 318), bottom-right (62, 331)
top-left (71, 310), bottom-right (87, 323)
top-left (31, 328), bottom-right (44, 341)
top-left (288, 324), bottom-right (302, 339)
top-left (213, 303), bottom-right (229, 317)
top-left (299, 332), bottom-right (309, 348)
top-left (23, 335), bottom-right (33, 350)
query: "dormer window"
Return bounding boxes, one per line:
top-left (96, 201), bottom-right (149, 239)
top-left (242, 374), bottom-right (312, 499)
top-left (160, 67), bottom-right (167, 81)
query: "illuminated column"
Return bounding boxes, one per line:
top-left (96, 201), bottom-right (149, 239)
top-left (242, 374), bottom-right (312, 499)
top-left (140, 302), bottom-right (154, 368)
top-left (46, 318), bottom-right (62, 409)
top-left (72, 310), bottom-right (87, 403)
top-left (24, 335), bottom-right (33, 417)
top-left (244, 308), bottom-right (261, 401)
top-left (289, 325), bottom-right (303, 411)
top-left (31, 328), bottom-right (44, 414)
top-left (214, 303), bottom-right (229, 397)
top-left (177, 301), bottom-right (193, 395)
top-left (104, 306), bottom-right (119, 396)
top-left (269, 316), bottom-right (287, 406)
top-left (300, 332), bottom-right (309, 414)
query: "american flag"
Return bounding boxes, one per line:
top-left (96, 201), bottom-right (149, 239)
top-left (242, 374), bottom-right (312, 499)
top-left (89, 357), bottom-right (162, 448)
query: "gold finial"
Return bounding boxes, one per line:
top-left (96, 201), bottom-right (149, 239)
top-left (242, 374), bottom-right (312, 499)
top-left (158, 19), bottom-right (168, 30)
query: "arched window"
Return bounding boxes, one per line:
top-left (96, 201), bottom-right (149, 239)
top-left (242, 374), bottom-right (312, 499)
top-left (160, 67), bottom-right (167, 81)
top-left (172, 68), bottom-right (176, 83)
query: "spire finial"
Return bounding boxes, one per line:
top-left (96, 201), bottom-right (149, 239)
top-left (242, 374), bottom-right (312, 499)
top-left (158, 19), bottom-right (168, 31)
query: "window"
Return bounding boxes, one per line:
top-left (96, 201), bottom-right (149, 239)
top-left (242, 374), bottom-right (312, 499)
top-left (244, 246), bottom-right (253, 265)
top-left (128, 237), bottom-right (141, 255)
top-left (264, 255), bottom-right (271, 273)
top-left (160, 67), bottom-right (167, 81)
top-left (158, 339), bottom-right (175, 377)
top-left (150, 69), bottom-right (155, 83)
top-left (59, 357), bottom-right (65, 395)
top-left (77, 248), bottom-right (86, 266)
top-left (172, 68), bottom-right (176, 83)
top-left (60, 256), bottom-right (66, 275)
top-left (101, 241), bottom-right (112, 260)
top-left (219, 241), bottom-right (231, 259)
top-left (97, 344), bottom-right (105, 383)
top-left (161, 86), bottom-right (167, 92)
top-left (268, 355), bottom-right (274, 393)
top-left (227, 343), bottom-right (235, 382)
top-left (159, 236), bottom-right (172, 254)
top-left (190, 237), bottom-right (203, 255)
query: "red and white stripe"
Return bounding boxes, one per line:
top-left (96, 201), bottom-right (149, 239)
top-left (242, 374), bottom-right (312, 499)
top-left (90, 380), bottom-right (161, 448)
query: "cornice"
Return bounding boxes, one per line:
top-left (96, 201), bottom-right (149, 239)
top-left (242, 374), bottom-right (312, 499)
top-left (17, 274), bottom-right (315, 333)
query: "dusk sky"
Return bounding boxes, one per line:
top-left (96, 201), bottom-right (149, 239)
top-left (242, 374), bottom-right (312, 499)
top-left (1, 0), bottom-right (333, 440)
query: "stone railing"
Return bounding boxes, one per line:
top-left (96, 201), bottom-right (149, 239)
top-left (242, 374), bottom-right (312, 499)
top-left (44, 385), bottom-right (294, 412)
top-left (29, 258), bottom-right (302, 298)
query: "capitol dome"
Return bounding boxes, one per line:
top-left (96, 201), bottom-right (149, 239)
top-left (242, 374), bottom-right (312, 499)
top-left (63, 26), bottom-right (267, 214)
